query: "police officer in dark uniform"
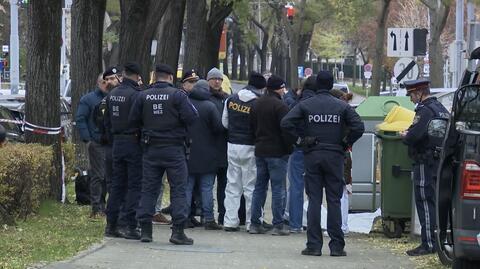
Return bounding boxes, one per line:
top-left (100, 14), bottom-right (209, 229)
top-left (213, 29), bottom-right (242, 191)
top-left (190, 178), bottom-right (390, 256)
top-left (281, 71), bottom-right (364, 257)
top-left (402, 79), bottom-right (449, 256)
top-left (130, 63), bottom-right (198, 244)
top-left (104, 62), bottom-right (143, 240)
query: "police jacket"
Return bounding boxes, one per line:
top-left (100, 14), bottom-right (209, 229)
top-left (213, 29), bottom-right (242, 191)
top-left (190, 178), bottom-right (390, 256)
top-left (209, 88), bottom-right (229, 167)
top-left (75, 87), bottom-right (107, 143)
top-left (251, 91), bottom-right (293, 157)
top-left (129, 81), bottom-right (199, 144)
top-left (105, 78), bottom-right (141, 137)
top-left (187, 85), bottom-right (224, 174)
top-left (280, 89), bottom-right (364, 153)
top-left (222, 85), bottom-right (262, 145)
top-left (403, 96), bottom-right (449, 161)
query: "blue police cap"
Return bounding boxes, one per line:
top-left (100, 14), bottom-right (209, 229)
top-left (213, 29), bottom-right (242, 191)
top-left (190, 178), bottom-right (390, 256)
top-left (404, 79), bottom-right (430, 96)
top-left (103, 66), bottom-right (119, 80)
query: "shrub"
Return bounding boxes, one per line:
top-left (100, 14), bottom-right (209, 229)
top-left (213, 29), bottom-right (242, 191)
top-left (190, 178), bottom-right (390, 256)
top-left (0, 143), bottom-right (53, 224)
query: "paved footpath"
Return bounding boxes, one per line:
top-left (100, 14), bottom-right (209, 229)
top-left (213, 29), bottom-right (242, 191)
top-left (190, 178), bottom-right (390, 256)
top-left (46, 225), bottom-right (414, 269)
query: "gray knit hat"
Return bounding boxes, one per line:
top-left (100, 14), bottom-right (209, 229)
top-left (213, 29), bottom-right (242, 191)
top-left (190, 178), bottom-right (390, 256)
top-left (207, 68), bottom-right (223, 81)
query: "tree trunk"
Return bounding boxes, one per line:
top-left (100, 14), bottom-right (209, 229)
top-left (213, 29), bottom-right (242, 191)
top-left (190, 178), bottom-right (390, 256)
top-left (239, 44), bottom-right (247, 81)
top-left (223, 30), bottom-right (231, 76)
top-left (353, 47), bottom-right (357, 87)
top-left (71, 0), bottom-right (106, 170)
top-left (183, 0), bottom-right (208, 76)
top-left (25, 0), bottom-right (62, 199)
top-left (202, 21), bottom-right (224, 75)
top-left (371, 0), bottom-right (391, 96)
top-left (155, 0), bottom-right (186, 81)
top-left (288, 40), bottom-right (300, 89)
top-left (297, 30), bottom-right (313, 67)
top-left (247, 47), bottom-right (255, 74)
top-left (427, 3), bottom-right (450, 88)
top-left (231, 32), bottom-right (239, 80)
top-left (119, 0), bottom-right (171, 80)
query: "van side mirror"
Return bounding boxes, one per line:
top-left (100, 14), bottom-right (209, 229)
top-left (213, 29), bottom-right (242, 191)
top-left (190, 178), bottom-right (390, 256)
top-left (427, 118), bottom-right (448, 139)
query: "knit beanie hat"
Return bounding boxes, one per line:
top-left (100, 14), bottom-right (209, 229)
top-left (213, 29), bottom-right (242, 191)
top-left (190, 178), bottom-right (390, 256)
top-left (248, 71), bottom-right (267, 89)
top-left (207, 68), bottom-right (223, 81)
top-left (316, 71), bottom-right (334, 90)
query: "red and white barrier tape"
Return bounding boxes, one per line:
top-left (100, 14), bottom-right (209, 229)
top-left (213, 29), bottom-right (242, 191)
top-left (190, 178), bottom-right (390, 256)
top-left (0, 118), bottom-right (62, 135)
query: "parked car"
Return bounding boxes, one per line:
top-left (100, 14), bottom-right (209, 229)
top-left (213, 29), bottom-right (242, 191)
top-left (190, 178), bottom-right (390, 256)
top-left (333, 83), bottom-right (350, 94)
top-left (0, 95), bottom-right (73, 141)
top-left (428, 84), bottom-right (480, 268)
top-left (0, 105), bottom-right (24, 142)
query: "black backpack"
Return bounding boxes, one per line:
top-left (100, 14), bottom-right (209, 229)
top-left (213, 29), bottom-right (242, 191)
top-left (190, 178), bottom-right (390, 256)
top-left (74, 168), bottom-right (91, 205)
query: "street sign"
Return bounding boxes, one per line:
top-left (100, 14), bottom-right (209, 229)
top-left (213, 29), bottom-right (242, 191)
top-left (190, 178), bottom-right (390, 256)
top-left (2, 45), bottom-right (8, 53)
top-left (304, 67), bottom-right (313, 77)
top-left (364, 71), bottom-right (372, 79)
top-left (364, 63), bottom-right (372, 72)
top-left (393, 57), bottom-right (419, 83)
top-left (297, 66), bottom-right (304, 78)
top-left (387, 28), bottom-right (414, 57)
top-left (150, 40), bottom-right (157, 56)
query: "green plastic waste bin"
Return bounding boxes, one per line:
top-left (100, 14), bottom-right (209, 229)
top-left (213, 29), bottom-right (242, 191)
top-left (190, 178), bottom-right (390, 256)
top-left (376, 116), bottom-right (414, 238)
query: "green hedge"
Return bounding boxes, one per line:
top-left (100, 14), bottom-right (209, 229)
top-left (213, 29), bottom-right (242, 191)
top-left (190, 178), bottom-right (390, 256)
top-left (0, 142), bottom-right (76, 225)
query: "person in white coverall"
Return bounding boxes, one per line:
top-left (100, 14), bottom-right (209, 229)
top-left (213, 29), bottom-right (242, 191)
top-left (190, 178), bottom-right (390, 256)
top-left (221, 72), bottom-right (266, 231)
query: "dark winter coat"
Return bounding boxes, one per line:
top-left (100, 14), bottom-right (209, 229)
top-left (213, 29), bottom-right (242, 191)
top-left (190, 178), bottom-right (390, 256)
top-left (209, 87), bottom-right (229, 168)
top-left (76, 88), bottom-right (107, 143)
top-left (187, 83), bottom-right (224, 174)
top-left (251, 91), bottom-right (293, 157)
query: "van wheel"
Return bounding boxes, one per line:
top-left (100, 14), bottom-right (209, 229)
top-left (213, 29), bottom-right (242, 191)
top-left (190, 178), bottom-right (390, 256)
top-left (453, 258), bottom-right (480, 269)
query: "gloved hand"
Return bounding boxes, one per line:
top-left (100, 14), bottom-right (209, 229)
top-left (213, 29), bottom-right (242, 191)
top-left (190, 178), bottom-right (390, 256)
top-left (346, 184), bottom-right (353, 194)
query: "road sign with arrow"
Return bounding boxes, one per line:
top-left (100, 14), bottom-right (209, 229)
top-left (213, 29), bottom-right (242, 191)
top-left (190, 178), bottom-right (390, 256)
top-left (387, 28), bottom-right (414, 57)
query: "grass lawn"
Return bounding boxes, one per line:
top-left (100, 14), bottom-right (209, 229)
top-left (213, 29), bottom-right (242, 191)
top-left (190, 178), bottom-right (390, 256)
top-left (349, 83), bottom-right (370, 97)
top-left (366, 220), bottom-right (448, 269)
top-left (0, 191), bottom-right (104, 269)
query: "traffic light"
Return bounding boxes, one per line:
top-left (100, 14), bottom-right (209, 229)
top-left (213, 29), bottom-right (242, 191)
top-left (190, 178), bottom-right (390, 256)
top-left (285, 3), bottom-right (295, 24)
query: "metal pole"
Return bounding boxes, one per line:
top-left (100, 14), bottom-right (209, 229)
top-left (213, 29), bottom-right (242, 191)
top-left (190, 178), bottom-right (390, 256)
top-left (454, 0), bottom-right (465, 87)
top-left (467, 0), bottom-right (476, 70)
top-left (9, 0), bottom-right (20, 95)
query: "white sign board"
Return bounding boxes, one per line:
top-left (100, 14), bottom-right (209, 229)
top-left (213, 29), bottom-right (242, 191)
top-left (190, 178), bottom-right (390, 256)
top-left (2, 45), bottom-right (8, 53)
top-left (387, 28), bottom-right (414, 57)
top-left (364, 71), bottom-right (372, 79)
top-left (393, 57), bottom-right (419, 83)
top-left (150, 40), bottom-right (157, 56)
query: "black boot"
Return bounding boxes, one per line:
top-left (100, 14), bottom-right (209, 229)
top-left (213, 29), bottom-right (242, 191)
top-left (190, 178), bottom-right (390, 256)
top-left (104, 221), bottom-right (122, 238)
top-left (124, 227), bottom-right (141, 240)
top-left (170, 226), bottom-right (194, 245)
top-left (140, 222), bottom-right (153, 243)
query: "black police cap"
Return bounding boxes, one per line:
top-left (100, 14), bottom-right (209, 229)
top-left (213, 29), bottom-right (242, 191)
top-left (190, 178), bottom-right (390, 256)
top-left (156, 63), bottom-right (174, 76)
top-left (102, 66), bottom-right (119, 80)
top-left (404, 78), bottom-right (430, 96)
top-left (123, 62), bottom-right (141, 75)
top-left (182, 69), bottom-right (200, 83)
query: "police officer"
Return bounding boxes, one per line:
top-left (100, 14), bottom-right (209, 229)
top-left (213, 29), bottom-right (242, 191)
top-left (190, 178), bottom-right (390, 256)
top-left (104, 62), bottom-right (143, 240)
top-left (222, 71), bottom-right (265, 232)
top-left (281, 71), bottom-right (364, 257)
top-left (402, 79), bottom-right (449, 256)
top-left (130, 63), bottom-right (198, 244)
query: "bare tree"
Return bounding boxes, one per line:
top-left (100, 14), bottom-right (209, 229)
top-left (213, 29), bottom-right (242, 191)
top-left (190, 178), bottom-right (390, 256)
top-left (119, 0), bottom-right (171, 79)
top-left (420, 0), bottom-right (452, 88)
top-left (371, 0), bottom-right (392, 96)
top-left (24, 0), bottom-right (63, 199)
top-left (155, 0), bottom-right (186, 77)
top-left (71, 0), bottom-right (107, 168)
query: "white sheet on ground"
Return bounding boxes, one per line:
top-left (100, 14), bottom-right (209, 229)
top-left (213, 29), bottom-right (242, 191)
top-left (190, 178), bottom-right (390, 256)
top-left (302, 201), bottom-right (381, 234)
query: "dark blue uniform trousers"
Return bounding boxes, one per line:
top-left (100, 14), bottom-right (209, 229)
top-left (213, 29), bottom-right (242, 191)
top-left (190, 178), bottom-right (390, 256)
top-left (106, 138), bottom-right (143, 229)
top-left (304, 149), bottom-right (345, 252)
top-left (413, 163), bottom-right (437, 250)
top-left (137, 145), bottom-right (188, 227)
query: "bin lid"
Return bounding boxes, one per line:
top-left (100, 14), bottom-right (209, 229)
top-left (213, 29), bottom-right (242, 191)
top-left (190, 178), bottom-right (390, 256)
top-left (376, 105), bottom-right (415, 132)
top-left (355, 96), bottom-right (414, 120)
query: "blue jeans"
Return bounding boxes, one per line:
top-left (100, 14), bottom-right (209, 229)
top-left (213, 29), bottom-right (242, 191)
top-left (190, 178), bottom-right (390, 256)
top-left (187, 173), bottom-right (216, 222)
top-left (251, 156), bottom-right (288, 227)
top-left (287, 149), bottom-right (304, 229)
